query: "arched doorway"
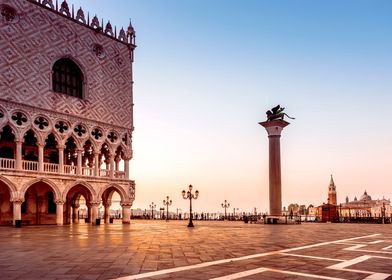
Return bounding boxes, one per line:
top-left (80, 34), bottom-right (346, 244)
top-left (0, 180), bottom-right (13, 225)
top-left (65, 184), bottom-right (93, 224)
top-left (21, 181), bottom-right (57, 225)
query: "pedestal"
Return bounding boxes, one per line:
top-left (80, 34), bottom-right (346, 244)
top-left (259, 119), bottom-right (290, 216)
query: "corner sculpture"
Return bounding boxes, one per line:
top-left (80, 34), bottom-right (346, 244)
top-left (266, 105), bottom-right (295, 121)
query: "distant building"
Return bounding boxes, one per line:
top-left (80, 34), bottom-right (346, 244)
top-left (316, 175), bottom-right (338, 222)
top-left (328, 175), bottom-right (337, 205)
top-left (339, 191), bottom-right (391, 218)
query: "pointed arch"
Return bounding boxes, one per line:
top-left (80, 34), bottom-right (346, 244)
top-left (21, 178), bottom-right (61, 201)
top-left (0, 175), bottom-right (17, 200)
top-left (99, 183), bottom-right (128, 203)
top-left (62, 180), bottom-right (96, 202)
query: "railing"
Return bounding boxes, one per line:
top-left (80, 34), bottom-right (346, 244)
top-left (0, 158), bottom-right (15, 169)
top-left (0, 157), bottom-right (127, 180)
top-left (115, 171), bottom-right (125, 179)
top-left (22, 160), bottom-right (38, 171)
top-left (43, 162), bottom-right (59, 173)
top-left (82, 167), bottom-right (94, 176)
top-left (64, 165), bottom-right (77, 175)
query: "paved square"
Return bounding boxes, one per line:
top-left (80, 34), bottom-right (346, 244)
top-left (0, 221), bottom-right (392, 279)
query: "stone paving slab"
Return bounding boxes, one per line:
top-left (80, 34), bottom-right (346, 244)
top-left (0, 220), bottom-right (392, 279)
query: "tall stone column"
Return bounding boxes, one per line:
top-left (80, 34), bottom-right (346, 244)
top-left (56, 200), bottom-right (64, 225)
top-left (109, 155), bottom-right (115, 179)
top-left (15, 140), bottom-right (22, 170)
top-left (90, 202), bottom-right (100, 224)
top-left (72, 203), bottom-right (80, 224)
top-left (104, 203), bottom-right (111, 224)
top-left (77, 149), bottom-right (83, 176)
top-left (38, 143), bottom-right (44, 172)
top-left (259, 119), bottom-right (290, 216)
top-left (94, 152), bottom-right (99, 177)
top-left (12, 199), bottom-right (23, 225)
top-left (124, 159), bottom-right (130, 179)
top-left (58, 146), bottom-right (64, 174)
top-left (121, 202), bottom-right (132, 224)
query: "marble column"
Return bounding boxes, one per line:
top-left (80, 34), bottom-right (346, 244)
top-left (77, 149), bottom-right (83, 176)
top-left (15, 140), bottom-right (22, 170)
top-left (124, 159), bottom-right (130, 179)
top-left (38, 143), bottom-right (44, 172)
top-left (259, 119), bottom-right (290, 216)
top-left (58, 146), bottom-right (64, 174)
top-left (90, 202), bottom-right (100, 225)
top-left (72, 203), bottom-right (80, 223)
top-left (104, 203), bottom-right (111, 224)
top-left (12, 199), bottom-right (23, 226)
top-left (56, 200), bottom-right (64, 225)
top-left (121, 202), bottom-right (132, 224)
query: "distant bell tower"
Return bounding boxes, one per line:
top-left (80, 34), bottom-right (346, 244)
top-left (328, 175), bottom-right (337, 205)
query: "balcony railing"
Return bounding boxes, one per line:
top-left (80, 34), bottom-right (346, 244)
top-left (44, 162), bottom-right (59, 173)
top-left (82, 167), bottom-right (94, 176)
top-left (0, 157), bottom-right (127, 180)
top-left (64, 165), bottom-right (76, 175)
top-left (22, 160), bottom-right (38, 171)
top-left (0, 158), bottom-right (15, 169)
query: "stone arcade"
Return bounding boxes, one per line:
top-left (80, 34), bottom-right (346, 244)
top-left (0, 0), bottom-right (136, 225)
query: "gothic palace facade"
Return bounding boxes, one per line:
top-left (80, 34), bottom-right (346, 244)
top-left (0, 0), bottom-right (136, 226)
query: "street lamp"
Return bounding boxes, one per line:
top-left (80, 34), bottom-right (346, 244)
top-left (163, 196), bottom-right (172, 221)
top-left (149, 202), bottom-right (156, 219)
top-left (221, 200), bottom-right (230, 220)
top-left (182, 184), bottom-right (199, 227)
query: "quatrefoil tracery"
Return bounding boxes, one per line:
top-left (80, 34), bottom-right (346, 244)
top-left (55, 121), bottom-right (68, 134)
top-left (11, 112), bottom-right (27, 126)
top-left (107, 131), bottom-right (118, 143)
top-left (91, 128), bottom-right (103, 140)
top-left (74, 124), bottom-right (87, 137)
top-left (34, 116), bottom-right (49, 130)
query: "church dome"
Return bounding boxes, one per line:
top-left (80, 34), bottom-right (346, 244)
top-left (360, 190), bottom-right (372, 201)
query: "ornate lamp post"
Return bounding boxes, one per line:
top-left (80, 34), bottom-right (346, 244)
top-left (182, 184), bottom-right (199, 227)
top-left (221, 200), bottom-right (230, 220)
top-left (163, 196), bottom-right (172, 221)
top-left (149, 202), bottom-right (156, 219)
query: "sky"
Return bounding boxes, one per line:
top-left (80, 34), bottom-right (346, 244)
top-left (71, 0), bottom-right (392, 214)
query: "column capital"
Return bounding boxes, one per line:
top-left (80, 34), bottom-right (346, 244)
top-left (121, 201), bottom-right (132, 207)
top-left (55, 200), bottom-right (65, 205)
top-left (11, 198), bottom-right (24, 204)
top-left (103, 202), bottom-right (112, 208)
top-left (88, 201), bottom-right (101, 207)
top-left (57, 144), bottom-right (66, 150)
top-left (259, 120), bottom-right (290, 137)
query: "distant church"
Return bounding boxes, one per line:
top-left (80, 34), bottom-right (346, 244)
top-left (0, 0), bottom-right (136, 226)
top-left (317, 175), bottom-right (391, 222)
top-left (317, 175), bottom-right (338, 222)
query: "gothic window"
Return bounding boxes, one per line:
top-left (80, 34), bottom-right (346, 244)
top-left (52, 58), bottom-right (83, 98)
